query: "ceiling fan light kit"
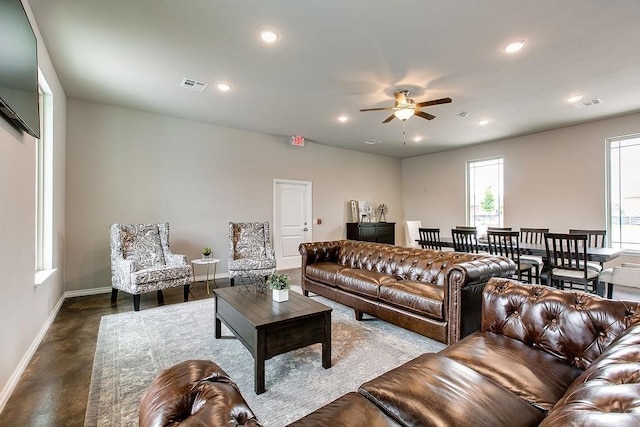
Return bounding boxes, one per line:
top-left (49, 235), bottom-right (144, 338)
top-left (360, 90), bottom-right (452, 124)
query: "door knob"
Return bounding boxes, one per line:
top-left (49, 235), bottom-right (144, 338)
top-left (303, 227), bottom-right (309, 231)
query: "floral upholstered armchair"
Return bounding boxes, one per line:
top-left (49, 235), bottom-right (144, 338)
top-left (228, 222), bottom-right (277, 286)
top-left (110, 223), bottom-right (192, 311)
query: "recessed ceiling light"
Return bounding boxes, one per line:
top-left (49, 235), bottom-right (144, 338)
top-left (413, 136), bottom-right (423, 142)
top-left (503, 40), bottom-right (526, 53)
top-left (478, 119), bottom-right (490, 126)
top-left (338, 115), bottom-right (348, 122)
top-left (259, 29), bottom-right (279, 43)
top-left (217, 83), bottom-right (231, 92)
top-left (566, 94), bottom-right (583, 103)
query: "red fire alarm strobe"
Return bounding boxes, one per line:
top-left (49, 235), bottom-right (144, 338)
top-left (291, 135), bottom-right (305, 147)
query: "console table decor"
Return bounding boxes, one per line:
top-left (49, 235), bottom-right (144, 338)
top-left (346, 222), bottom-right (395, 244)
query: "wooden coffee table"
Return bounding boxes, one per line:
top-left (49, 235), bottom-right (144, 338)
top-left (212, 286), bottom-right (332, 394)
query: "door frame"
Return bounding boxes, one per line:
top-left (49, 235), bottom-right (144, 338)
top-left (273, 179), bottom-right (313, 270)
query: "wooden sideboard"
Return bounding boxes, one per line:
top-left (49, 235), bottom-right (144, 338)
top-left (346, 222), bottom-right (395, 244)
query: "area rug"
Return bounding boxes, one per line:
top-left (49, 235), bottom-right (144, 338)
top-left (84, 289), bottom-right (445, 426)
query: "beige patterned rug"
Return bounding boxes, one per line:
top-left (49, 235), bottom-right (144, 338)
top-left (84, 289), bottom-right (445, 426)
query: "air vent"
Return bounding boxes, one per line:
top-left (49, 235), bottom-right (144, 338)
top-left (179, 78), bottom-right (208, 92)
top-left (574, 98), bottom-right (603, 109)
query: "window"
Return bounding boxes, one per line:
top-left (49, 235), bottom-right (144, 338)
top-left (467, 157), bottom-right (504, 233)
top-left (607, 134), bottom-right (640, 252)
top-left (35, 71), bottom-right (53, 277)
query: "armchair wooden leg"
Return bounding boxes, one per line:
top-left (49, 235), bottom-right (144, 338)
top-left (230, 278), bottom-right (235, 287)
top-left (354, 309), bottom-right (363, 321)
top-left (183, 284), bottom-right (190, 301)
top-left (110, 288), bottom-right (118, 305)
top-left (133, 294), bottom-right (141, 311)
top-left (157, 290), bottom-right (165, 306)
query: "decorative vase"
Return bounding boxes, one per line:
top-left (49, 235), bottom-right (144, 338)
top-left (272, 289), bottom-right (289, 302)
top-left (202, 254), bottom-right (212, 260)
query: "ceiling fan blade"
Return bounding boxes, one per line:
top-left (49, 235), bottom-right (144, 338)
top-left (382, 114), bottom-right (396, 123)
top-left (416, 97), bottom-right (453, 108)
top-left (360, 107), bottom-right (393, 112)
top-left (415, 110), bottom-right (436, 120)
top-left (394, 91), bottom-right (408, 105)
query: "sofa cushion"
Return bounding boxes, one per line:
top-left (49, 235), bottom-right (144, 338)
top-left (335, 269), bottom-right (396, 299)
top-left (440, 331), bottom-right (583, 412)
top-left (541, 323), bottom-right (640, 426)
top-left (358, 353), bottom-right (546, 427)
top-left (305, 262), bottom-right (348, 287)
top-left (379, 281), bottom-right (444, 319)
top-left (287, 392), bottom-right (402, 427)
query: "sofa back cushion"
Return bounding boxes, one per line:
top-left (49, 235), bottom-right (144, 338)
top-left (337, 240), bottom-right (482, 284)
top-left (482, 278), bottom-right (640, 370)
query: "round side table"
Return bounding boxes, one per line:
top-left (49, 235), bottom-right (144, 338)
top-left (191, 258), bottom-right (220, 295)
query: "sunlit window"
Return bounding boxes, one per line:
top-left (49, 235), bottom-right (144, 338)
top-left (467, 157), bottom-right (504, 234)
top-left (608, 134), bottom-right (640, 252)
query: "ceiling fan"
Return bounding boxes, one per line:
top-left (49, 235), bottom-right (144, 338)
top-left (360, 90), bottom-right (452, 123)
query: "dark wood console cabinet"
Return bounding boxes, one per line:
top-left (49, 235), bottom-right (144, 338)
top-left (346, 222), bottom-right (395, 244)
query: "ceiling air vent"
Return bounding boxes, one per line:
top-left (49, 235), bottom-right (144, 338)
top-left (179, 78), bottom-right (208, 92)
top-left (574, 98), bottom-right (603, 109)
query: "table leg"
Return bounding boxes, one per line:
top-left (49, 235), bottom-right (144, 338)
top-left (255, 330), bottom-right (266, 394)
top-left (212, 263), bottom-right (218, 288)
top-left (205, 263), bottom-right (211, 295)
top-left (322, 312), bottom-right (331, 369)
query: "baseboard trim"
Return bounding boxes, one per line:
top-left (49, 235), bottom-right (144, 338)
top-left (0, 294), bottom-right (65, 414)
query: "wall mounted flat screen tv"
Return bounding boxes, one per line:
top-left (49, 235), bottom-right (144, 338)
top-left (0, 0), bottom-right (40, 138)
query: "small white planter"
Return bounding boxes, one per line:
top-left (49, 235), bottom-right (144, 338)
top-left (272, 289), bottom-right (289, 302)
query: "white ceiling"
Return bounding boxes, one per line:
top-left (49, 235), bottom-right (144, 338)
top-left (28, 0), bottom-right (640, 159)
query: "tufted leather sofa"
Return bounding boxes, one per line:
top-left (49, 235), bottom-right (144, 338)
top-left (139, 360), bottom-right (262, 427)
top-left (289, 278), bottom-right (640, 427)
top-left (299, 240), bottom-right (516, 344)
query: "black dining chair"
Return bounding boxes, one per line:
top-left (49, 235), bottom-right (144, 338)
top-left (455, 226), bottom-right (477, 231)
top-left (487, 230), bottom-right (534, 283)
top-left (519, 227), bottom-right (549, 283)
top-left (451, 228), bottom-right (479, 253)
top-left (418, 227), bottom-right (443, 250)
top-left (544, 232), bottom-right (599, 293)
top-left (569, 229), bottom-right (607, 272)
top-left (487, 227), bottom-right (512, 231)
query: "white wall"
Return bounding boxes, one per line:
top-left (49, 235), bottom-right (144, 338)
top-left (64, 99), bottom-right (403, 292)
top-left (0, 0), bottom-right (66, 411)
top-left (402, 112), bottom-right (640, 260)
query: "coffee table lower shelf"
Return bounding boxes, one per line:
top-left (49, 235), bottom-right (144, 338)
top-left (213, 287), bottom-right (332, 394)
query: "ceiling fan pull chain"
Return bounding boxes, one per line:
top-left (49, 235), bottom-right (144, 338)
top-left (402, 120), bottom-right (406, 145)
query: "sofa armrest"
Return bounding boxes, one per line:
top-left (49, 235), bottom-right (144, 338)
top-left (444, 256), bottom-right (516, 344)
top-left (164, 252), bottom-right (188, 266)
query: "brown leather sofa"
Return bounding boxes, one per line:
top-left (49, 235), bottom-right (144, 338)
top-left (299, 240), bottom-right (516, 344)
top-left (289, 278), bottom-right (640, 427)
top-left (139, 360), bottom-right (262, 427)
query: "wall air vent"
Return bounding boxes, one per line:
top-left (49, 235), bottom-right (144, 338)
top-left (574, 98), bottom-right (603, 109)
top-left (179, 78), bottom-right (208, 92)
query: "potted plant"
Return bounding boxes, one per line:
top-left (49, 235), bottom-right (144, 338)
top-left (201, 247), bottom-right (212, 260)
top-left (267, 273), bottom-right (291, 302)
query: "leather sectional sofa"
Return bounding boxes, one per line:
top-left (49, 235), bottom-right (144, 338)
top-left (298, 239), bottom-right (516, 344)
top-left (289, 278), bottom-right (640, 426)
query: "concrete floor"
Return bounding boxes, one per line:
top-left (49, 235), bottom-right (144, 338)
top-left (0, 271), bottom-right (300, 427)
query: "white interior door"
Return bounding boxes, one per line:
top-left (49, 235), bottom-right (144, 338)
top-left (274, 179), bottom-right (312, 270)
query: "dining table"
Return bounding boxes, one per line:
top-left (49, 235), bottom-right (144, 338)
top-left (428, 237), bottom-right (623, 263)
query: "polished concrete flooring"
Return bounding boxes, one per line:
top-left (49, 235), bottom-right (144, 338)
top-left (0, 271), bottom-right (302, 427)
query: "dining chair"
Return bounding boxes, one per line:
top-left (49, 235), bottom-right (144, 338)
top-left (418, 227), bottom-right (443, 250)
top-left (405, 220), bottom-right (422, 248)
top-left (519, 227), bottom-right (549, 283)
top-left (569, 229), bottom-right (607, 272)
top-left (487, 227), bottom-right (512, 231)
top-left (451, 228), bottom-right (480, 253)
top-left (544, 232), bottom-right (599, 293)
top-left (455, 226), bottom-right (477, 231)
top-left (486, 230), bottom-right (534, 283)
